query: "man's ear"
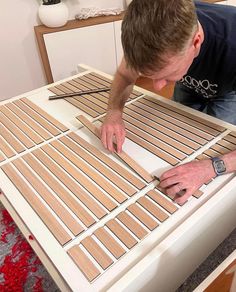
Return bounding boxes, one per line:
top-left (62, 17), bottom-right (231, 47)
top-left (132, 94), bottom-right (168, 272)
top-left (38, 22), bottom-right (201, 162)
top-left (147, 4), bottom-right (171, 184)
top-left (193, 32), bottom-right (201, 49)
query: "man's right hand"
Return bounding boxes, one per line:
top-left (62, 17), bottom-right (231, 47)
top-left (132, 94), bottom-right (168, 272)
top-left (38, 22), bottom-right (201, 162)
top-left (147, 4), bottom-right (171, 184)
top-left (101, 110), bottom-right (126, 153)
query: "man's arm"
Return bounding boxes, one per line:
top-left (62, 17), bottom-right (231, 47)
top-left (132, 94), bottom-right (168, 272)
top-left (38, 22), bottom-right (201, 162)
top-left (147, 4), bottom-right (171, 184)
top-left (159, 150), bottom-right (236, 204)
top-left (101, 57), bottom-right (138, 153)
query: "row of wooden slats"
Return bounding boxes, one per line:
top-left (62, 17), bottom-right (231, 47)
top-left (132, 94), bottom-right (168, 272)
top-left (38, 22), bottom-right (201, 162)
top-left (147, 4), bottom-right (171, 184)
top-left (68, 188), bottom-right (178, 282)
top-left (48, 72), bottom-right (142, 118)
top-left (1, 132), bottom-right (146, 246)
top-left (0, 97), bottom-right (68, 162)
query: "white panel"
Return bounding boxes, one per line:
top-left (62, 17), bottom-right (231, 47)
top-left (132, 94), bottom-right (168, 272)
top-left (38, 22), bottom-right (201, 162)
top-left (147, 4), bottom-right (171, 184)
top-left (44, 22), bottom-right (117, 81)
top-left (114, 20), bottom-right (123, 67)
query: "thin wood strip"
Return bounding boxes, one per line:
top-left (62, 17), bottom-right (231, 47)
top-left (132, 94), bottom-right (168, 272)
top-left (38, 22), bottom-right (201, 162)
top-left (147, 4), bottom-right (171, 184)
top-left (21, 98), bottom-right (68, 132)
top-left (61, 81), bottom-right (79, 92)
top-left (144, 96), bottom-right (223, 135)
top-left (125, 105), bottom-right (201, 150)
top-left (196, 153), bottom-right (210, 160)
top-left (117, 211), bottom-right (148, 240)
top-left (35, 145), bottom-right (109, 217)
top-left (89, 92), bottom-right (109, 104)
top-left (126, 130), bottom-right (179, 166)
top-left (147, 190), bottom-right (178, 214)
top-left (67, 79), bottom-right (87, 90)
top-left (137, 99), bottom-right (214, 141)
top-left (90, 72), bottom-right (112, 84)
top-left (1, 105), bottom-right (43, 145)
top-left (55, 84), bottom-right (105, 114)
top-left (106, 219), bottom-right (137, 249)
top-left (5, 102), bottom-right (52, 140)
top-left (123, 113), bottom-right (193, 156)
top-left (30, 147), bottom-right (116, 213)
top-left (138, 196), bottom-right (169, 222)
top-left (14, 100), bottom-right (60, 136)
top-left (67, 132), bottom-right (145, 190)
top-left (1, 163), bottom-right (71, 245)
top-left (59, 136), bottom-right (137, 197)
top-left (77, 94), bottom-right (107, 110)
top-left (65, 97), bottom-right (99, 118)
top-left (13, 158), bottom-right (83, 236)
top-left (73, 78), bottom-right (97, 90)
top-left (23, 152), bottom-right (103, 225)
top-left (86, 73), bottom-right (110, 87)
top-left (80, 75), bottom-right (103, 88)
top-left (204, 148), bottom-right (220, 158)
top-left (49, 140), bottom-right (127, 204)
top-left (217, 140), bottom-right (236, 151)
top-left (0, 136), bottom-right (15, 158)
top-left (77, 115), bottom-right (153, 183)
top-left (223, 135), bottom-right (236, 145)
top-left (127, 203), bottom-right (159, 231)
top-left (229, 132), bottom-right (236, 138)
top-left (68, 245), bottom-right (100, 282)
top-left (0, 113), bottom-right (34, 149)
top-left (94, 227), bottom-right (126, 259)
top-left (0, 124), bottom-right (25, 153)
top-left (48, 86), bottom-right (64, 95)
top-left (31, 149), bottom-right (97, 226)
top-left (192, 190), bottom-right (204, 199)
top-left (211, 144), bottom-right (231, 155)
top-left (0, 151), bottom-right (5, 162)
top-left (81, 236), bottom-right (113, 270)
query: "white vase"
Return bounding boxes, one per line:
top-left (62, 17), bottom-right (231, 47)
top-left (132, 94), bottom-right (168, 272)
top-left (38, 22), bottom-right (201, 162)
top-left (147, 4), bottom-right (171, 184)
top-left (38, 2), bottom-right (69, 28)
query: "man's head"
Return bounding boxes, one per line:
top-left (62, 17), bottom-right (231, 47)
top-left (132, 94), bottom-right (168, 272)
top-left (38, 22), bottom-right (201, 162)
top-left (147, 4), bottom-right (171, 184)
top-left (122, 0), bottom-right (200, 89)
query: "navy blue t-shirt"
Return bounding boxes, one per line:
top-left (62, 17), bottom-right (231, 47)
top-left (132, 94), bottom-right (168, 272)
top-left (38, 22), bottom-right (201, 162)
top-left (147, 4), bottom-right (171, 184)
top-left (178, 1), bottom-right (236, 98)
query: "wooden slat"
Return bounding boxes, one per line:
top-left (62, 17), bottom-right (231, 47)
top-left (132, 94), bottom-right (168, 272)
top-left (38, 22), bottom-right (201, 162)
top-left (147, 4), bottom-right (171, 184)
top-left (126, 130), bottom-right (179, 166)
top-left (0, 136), bottom-right (15, 158)
top-left (0, 112), bottom-right (34, 149)
top-left (21, 98), bottom-right (68, 132)
top-left (193, 190), bottom-right (204, 199)
top-left (66, 97), bottom-right (99, 118)
top-left (78, 115), bottom-right (153, 183)
top-left (30, 147), bottom-right (116, 213)
top-left (106, 219), bottom-right (137, 249)
top-left (217, 140), bottom-right (236, 151)
top-left (59, 136), bottom-right (137, 196)
top-left (67, 132), bottom-right (145, 190)
top-left (1, 163), bottom-right (71, 245)
top-left (223, 134), bottom-right (236, 145)
top-left (127, 203), bottom-right (159, 230)
top-left (14, 100), bottom-right (60, 136)
top-left (49, 140), bottom-right (127, 204)
top-left (0, 124), bottom-right (25, 153)
top-left (68, 245), bottom-right (100, 282)
top-left (31, 149), bottom-right (97, 226)
top-left (211, 144), bottom-right (231, 155)
top-left (147, 190), bottom-right (178, 214)
top-left (138, 196), bottom-right (169, 222)
top-left (94, 227), bottom-right (126, 259)
top-left (124, 116), bottom-right (189, 158)
top-left (0, 152), bottom-right (5, 162)
top-left (117, 211), bottom-right (148, 240)
top-left (5, 102), bottom-right (52, 140)
top-left (48, 86), bottom-right (64, 95)
top-left (204, 148), bottom-right (220, 158)
top-left (13, 158), bottom-right (83, 236)
top-left (1, 106), bottom-right (43, 145)
top-left (23, 153), bottom-right (101, 226)
top-left (146, 97), bottom-right (225, 133)
top-left (137, 99), bottom-right (214, 141)
top-left (87, 73), bottom-right (110, 87)
top-left (125, 105), bottom-right (201, 150)
top-left (81, 236), bottom-right (113, 269)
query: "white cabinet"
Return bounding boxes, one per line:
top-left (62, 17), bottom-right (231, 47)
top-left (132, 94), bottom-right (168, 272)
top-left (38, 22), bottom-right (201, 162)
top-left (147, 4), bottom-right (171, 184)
top-left (43, 20), bottom-right (123, 82)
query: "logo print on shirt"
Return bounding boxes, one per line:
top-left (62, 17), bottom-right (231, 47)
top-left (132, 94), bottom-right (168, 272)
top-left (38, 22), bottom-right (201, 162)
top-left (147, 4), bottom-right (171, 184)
top-left (179, 75), bottom-right (218, 98)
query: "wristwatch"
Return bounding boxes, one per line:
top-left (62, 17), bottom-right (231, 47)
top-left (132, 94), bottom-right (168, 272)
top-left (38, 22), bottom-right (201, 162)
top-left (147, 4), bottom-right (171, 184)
top-left (211, 157), bottom-right (226, 176)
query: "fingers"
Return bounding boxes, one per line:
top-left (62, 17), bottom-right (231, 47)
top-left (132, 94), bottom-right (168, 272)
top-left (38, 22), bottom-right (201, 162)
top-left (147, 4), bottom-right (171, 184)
top-left (101, 124), bottom-right (125, 153)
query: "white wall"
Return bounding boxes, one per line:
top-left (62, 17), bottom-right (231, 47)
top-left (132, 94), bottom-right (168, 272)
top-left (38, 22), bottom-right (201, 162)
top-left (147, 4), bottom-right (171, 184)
top-left (0, 0), bottom-right (125, 101)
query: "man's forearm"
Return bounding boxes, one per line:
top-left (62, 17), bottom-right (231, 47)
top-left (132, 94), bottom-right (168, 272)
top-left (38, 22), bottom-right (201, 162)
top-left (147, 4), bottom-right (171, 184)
top-left (107, 58), bottom-right (138, 113)
top-left (222, 150), bottom-right (236, 174)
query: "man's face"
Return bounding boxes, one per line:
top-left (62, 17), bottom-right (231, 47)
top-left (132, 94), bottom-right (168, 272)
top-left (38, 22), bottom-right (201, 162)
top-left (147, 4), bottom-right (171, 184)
top-left (141, 45), bottom-right (197, 91)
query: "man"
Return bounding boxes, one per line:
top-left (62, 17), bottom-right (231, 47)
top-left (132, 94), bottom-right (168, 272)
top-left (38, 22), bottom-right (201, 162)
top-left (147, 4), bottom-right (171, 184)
top-left (101, 0), bottom-right (236, 203)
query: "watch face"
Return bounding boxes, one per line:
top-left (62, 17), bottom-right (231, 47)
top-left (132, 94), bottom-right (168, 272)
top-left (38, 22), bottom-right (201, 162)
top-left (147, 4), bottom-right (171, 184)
top-left (214, 160), bottom-right (226, 174)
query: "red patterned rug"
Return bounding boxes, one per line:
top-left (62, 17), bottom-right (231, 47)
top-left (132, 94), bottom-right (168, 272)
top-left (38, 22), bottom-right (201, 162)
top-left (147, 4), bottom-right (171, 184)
top-left (0, 203), bottom-right (59, 291)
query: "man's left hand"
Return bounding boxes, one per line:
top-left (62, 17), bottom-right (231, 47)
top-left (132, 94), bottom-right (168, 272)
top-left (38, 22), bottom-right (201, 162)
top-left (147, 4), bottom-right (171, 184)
top-left (159, 159), bottom-right (215, 204)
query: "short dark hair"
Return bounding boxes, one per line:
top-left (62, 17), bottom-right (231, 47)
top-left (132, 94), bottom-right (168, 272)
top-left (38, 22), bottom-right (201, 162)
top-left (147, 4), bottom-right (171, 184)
top-left (122, 0), bottom-right (198, 74)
